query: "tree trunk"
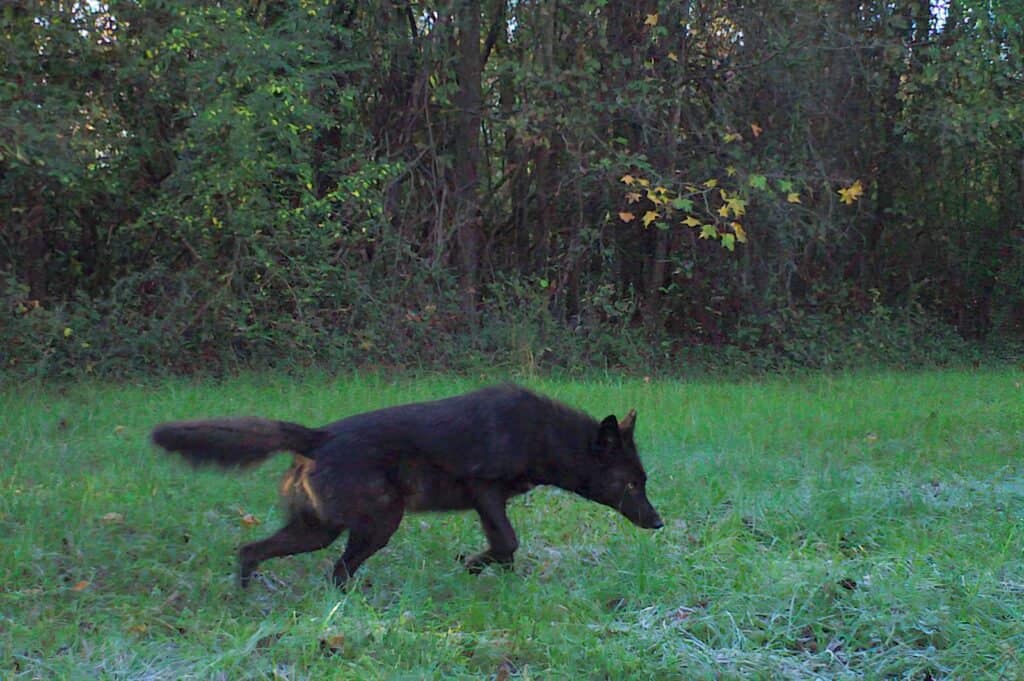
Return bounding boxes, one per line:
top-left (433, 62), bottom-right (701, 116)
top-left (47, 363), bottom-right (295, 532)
top-left (453, 0), bottom-right (484, 319)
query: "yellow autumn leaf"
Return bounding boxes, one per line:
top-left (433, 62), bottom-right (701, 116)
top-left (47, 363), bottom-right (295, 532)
top-left (642, 211), bottom-right (659, 227)
top-left (667, 52), bottom-right (678, 62)
top-left (732, 222), bottom-right (747, 243)
top-left (63, 327), bottom-right (73, 337)
top-left (723, 132), bottom-right (741, 143)
top-left (727, 196), bottom-right (747, 217)
top-left (703, 178), bottom-right (718, 189)
top-left (750, 122), bottom-right (763, 138)
top-left (718, 205), bottom-right (731, 217)
top-left (636, 177), bottom-right (650, 187)
top-left (838, 179), bottom-right (864, 205)
top-left (618, 211), bottom-right (636, 223)
top-left (625, 191), bottom-right (642, 204)
top-left (682, 215), bottom-right (701, 227)
top-left (726, 165), bottom-right (737, 177)
top-left (646, 189), bottom-right (666, 205)
top-left (787, 192), bottom-right (802, 204)
top-left (644, 13), bottom-right (659, 27)
top-left (620, 174), bottom-right (636, 185)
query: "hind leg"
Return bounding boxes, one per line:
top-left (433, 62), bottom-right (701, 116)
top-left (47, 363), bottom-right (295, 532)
top-left (239, 514), bottom-right (342, 588)
top-left (331, 501), bottom-right (404, 590)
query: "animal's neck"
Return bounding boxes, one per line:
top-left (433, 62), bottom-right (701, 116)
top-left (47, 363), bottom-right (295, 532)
top-left (526, 426), bottom-right (594, 494)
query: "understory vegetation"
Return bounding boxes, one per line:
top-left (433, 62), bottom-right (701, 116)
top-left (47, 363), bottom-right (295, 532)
top-left (3, 1), bottom-right (1023, 377)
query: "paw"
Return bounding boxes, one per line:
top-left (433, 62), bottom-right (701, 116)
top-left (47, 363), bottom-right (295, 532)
top-left (238, 549), bottom-right (257, 589)
top-left (462, 551), bottom-right (514, 574)
top-left (331, 564), bottom-right (354, 591)
top-left (238, 565), bottom-right (253, 589)
top-left (462, 551), bottom-right (492, 574)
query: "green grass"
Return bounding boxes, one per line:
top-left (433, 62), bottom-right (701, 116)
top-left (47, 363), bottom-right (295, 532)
top-left (2, 370), bottom-right (1023, 679)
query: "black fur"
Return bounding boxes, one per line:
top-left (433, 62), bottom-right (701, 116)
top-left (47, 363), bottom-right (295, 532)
top-left (151, 384), bottom-right (663, 589)
top-left (152, 417), bottom-right (330, 468)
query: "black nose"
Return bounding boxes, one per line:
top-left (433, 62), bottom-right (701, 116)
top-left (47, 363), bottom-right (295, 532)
top-left (649, 516), bottom-right (664, 530)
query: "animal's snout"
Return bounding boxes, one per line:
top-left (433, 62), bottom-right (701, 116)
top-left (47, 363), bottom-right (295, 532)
top-left (626, 504), bottom-right (664, 530)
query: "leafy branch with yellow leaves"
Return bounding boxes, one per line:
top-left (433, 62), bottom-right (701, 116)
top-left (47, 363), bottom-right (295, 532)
top-left (618, 153), bottom-right (865, 252)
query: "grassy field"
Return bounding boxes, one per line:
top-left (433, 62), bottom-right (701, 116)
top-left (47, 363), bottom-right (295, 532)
top-left (2, 369), bottom-right (1023, 679)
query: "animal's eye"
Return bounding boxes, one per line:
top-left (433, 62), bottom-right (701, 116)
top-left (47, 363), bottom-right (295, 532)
top-left (625, 482), bottom-right (638, 492)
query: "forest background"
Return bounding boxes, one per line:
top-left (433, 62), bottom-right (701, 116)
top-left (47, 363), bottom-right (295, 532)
top-left (2, 0), bottom-right (1022, 378)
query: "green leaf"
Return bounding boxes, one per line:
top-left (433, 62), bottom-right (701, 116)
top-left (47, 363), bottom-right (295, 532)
top-left (671, 197), bottom-right (694, 211)
top-left (748, 174), bottom-right (768, 190)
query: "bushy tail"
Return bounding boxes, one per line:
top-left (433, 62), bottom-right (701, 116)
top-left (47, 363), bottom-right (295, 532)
top-left (151, 417), bottom-right (331, 469)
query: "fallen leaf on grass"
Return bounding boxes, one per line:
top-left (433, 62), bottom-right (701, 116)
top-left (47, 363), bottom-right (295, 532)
top-left (604, 596), bottom-right (628, 611)
top-left (320, 633), bottom-right (349, 657)
top-left (495, 659), bottom-right (515, 681)
top-left (101, 512), bottom-right (124, 524)
top-left (71, 580), bottom-right (90, 592)
top-left (256, 632), bottom-right (284, 650)
top-left (239, 511), bottom-right (261, 527)
top-left (669, 606), bottom-right (698, 622)
top-left (791, 625), bottom-right (818, 653)
top-left (668, 599), bottom-right (709, 623)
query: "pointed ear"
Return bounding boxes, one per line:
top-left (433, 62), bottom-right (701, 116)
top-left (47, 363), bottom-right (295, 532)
top-left (619, 408), bottom-right (637, 435)
top-left (598, 415), bottom-right (622, 451)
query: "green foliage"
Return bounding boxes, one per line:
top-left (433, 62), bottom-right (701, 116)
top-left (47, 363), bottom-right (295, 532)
top-left (1, 0), bottom-right (1022, 377)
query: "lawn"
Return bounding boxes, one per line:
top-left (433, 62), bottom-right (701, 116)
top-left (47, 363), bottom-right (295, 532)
top-left (2, 370), bottom-right (1022, 679)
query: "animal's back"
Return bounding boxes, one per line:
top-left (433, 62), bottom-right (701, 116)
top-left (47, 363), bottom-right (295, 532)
top-left (314, 385), bottom-right (590, 479)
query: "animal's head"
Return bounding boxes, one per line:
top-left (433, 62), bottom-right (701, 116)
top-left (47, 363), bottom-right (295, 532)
top-left (582, 409), bottom-right (663, 530)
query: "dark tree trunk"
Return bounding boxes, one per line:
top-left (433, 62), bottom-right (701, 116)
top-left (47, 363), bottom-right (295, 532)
top-left (453, 0), bottom-right (484, 319)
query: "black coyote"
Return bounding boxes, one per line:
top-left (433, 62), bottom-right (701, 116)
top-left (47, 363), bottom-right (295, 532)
top-left (151, 385), bottom-right (663, 588)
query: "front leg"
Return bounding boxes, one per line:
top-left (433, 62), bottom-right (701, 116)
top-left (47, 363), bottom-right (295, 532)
top-left (464, 485), bottom-right (519, 574)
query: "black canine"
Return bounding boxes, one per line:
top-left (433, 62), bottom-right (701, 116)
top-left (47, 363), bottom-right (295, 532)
top-left (151, 384), bottom-right (663, 589)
